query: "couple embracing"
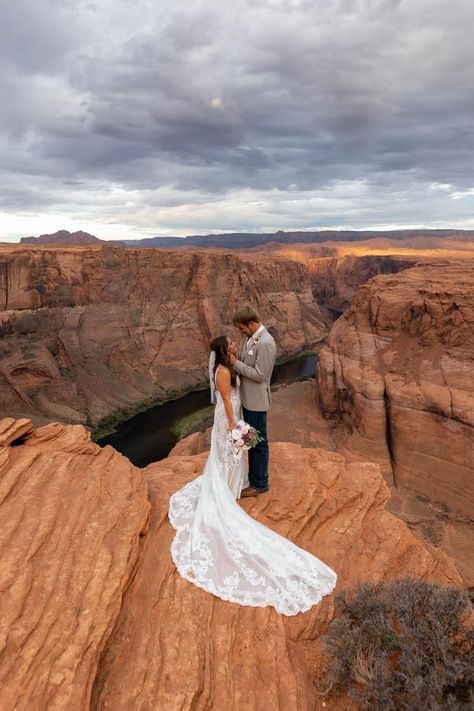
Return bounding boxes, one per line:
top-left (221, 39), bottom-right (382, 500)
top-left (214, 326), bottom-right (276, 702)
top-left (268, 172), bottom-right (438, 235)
top-left (169, 305), bottom-right (337, 616)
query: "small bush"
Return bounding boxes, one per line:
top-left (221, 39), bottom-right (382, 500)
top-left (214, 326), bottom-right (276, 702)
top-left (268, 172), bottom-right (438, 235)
top-left (319, 578), bottom-right (474, 710)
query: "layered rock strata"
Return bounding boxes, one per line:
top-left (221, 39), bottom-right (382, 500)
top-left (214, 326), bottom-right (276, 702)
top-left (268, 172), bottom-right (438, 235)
top-left (317, 260), bottom-right (474, 518)
top-left (307, 254), bottom-right (416, 313)
top-left (93, 442), bottom-right (460, 710)
top-left (0, 245), bottom-right (327, 429)
top-left (0, 418), bottom-right (461, 710)
top-left (0, 418), bottom-right (150, 710)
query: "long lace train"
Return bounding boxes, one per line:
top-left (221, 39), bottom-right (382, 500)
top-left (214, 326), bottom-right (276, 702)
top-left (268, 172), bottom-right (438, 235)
top-left (168, 378), bottom-right (337, 616)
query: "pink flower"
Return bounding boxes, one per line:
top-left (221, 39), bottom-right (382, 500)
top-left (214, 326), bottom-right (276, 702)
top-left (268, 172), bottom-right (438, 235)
top-left (240, 423), bottom-right (250, 435)
top-left (236, 438), bottom-right (245, 447)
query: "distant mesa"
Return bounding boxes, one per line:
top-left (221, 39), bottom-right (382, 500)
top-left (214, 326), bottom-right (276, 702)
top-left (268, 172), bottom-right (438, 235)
top-left (120, 228), bottom-right (474, 250)
top-left (20, 230), bottom-right (103, 245)
top-left (18, 227), bottom-right (474, 250)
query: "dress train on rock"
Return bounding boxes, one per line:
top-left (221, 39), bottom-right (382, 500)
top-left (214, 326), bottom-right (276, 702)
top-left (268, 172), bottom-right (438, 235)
top-left (168, 377), bottom-right (337, 616)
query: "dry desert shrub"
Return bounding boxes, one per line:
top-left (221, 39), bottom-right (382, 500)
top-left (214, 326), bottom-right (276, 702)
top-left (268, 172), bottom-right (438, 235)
top-left (319, 578), bottom-right (474, 710)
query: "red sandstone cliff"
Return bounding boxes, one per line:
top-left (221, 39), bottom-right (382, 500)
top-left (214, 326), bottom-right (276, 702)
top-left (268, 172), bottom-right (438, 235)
top-left (0, 418), bottom-right (460, 710)
top-left (0, 245), bottom-right (327, 429)
top-left (317, 260), bottom-right (474, 518)
top-left (248, 239), bottom-right (474, 317)
top-left (306, 253), bottom-right (416, 313)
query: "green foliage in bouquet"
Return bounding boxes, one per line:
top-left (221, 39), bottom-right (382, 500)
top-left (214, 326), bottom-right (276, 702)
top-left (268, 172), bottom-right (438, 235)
top-left (319, 578), bottom-right (474, 710)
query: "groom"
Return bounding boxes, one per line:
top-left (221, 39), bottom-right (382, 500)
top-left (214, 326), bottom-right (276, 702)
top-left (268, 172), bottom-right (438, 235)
top-left (229, 305), bottom-right (277, 497)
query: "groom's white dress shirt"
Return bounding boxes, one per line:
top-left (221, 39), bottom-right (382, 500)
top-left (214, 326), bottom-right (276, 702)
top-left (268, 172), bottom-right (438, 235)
top-left (244, 324), bottom-right (265, 355)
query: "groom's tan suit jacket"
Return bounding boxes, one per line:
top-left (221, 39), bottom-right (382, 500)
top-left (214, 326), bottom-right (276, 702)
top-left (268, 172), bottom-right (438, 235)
top-left (233, 326), bottom-right (276, 412)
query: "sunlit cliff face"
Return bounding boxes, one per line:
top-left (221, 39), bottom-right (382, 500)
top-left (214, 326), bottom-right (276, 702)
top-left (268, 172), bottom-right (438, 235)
top-left (0, 245), bottom-right (327, 426)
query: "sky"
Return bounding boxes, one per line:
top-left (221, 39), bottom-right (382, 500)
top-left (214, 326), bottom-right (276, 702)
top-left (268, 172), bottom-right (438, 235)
top-left (1, 0), bottom-right (474, 241)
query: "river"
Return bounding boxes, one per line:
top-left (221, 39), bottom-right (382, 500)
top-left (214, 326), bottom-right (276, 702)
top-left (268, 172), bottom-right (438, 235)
top-left (98, 352), bottom-right (317, 467)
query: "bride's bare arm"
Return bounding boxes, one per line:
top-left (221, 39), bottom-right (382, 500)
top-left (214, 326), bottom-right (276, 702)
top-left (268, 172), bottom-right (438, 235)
top-left (215, 367), bottom-right (237, 431)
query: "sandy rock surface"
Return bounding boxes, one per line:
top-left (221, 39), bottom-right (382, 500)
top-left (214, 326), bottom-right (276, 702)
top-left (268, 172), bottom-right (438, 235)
top-left (0, 418), bottom-right (150, 710)
top-left (94, 442), bottom-right (460, 710)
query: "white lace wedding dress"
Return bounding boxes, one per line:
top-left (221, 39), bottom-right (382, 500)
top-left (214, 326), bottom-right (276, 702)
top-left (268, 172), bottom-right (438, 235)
top-left (168, 368), bottom-right (337, 615)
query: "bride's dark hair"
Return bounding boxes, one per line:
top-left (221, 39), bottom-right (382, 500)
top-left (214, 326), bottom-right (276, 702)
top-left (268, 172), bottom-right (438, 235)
top-left (210, 335), bottom-right (237, 387)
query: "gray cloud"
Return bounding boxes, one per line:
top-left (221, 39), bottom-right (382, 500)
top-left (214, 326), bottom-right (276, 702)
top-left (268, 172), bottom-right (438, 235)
top-left (1, 0), bottom-right (474, 239)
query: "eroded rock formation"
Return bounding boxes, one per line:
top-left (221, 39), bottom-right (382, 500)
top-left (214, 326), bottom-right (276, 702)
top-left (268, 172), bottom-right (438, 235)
top-left (317, 260), bottom-right (474, 518)
top-left (0, 418), bottom-right (461, 710)
top-left (307, 254), bottom-right (416, 314)
top-left (0, 418), bottom-right (150, 710)
top-left (0, 245), bottom-right (327, 429)
top-left (93, 442), bottom-right (460, 710)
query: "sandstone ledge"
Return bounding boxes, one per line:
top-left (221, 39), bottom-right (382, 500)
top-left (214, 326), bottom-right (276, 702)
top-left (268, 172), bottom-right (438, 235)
top-left (0, 419), bottom-right (461, 710)
top-left (0, 418), bottom-right (150, 710)
top-left (93, 442), bottom-right (460, 711)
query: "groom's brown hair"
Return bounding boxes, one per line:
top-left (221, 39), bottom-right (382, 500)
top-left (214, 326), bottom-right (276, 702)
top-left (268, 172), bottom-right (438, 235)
top-left (232, 304), bottom-right (260, 325)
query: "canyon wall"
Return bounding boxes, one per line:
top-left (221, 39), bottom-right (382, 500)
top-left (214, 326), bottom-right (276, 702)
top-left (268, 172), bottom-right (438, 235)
top-left (317, 260), bottom-right (474, 518)
top-left (0, 245), bottom-right (327, 429)
top-left (307, 254), bottom-right (416, 313)
top-left (0, 418), bottom-right (460, 710)
top-left (250, 244), bottom-right (419, 315)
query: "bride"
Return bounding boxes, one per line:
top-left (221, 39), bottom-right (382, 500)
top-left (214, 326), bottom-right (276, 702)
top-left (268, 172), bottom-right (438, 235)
top-left (168, 335), bottom-right (337, 615)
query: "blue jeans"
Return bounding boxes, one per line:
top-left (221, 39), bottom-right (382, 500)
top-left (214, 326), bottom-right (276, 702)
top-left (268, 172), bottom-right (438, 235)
top-left (242, 407), bottom-right (269, 490)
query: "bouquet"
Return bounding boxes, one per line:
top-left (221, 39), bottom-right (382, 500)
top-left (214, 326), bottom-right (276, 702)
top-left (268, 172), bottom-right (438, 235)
top-left (230, 420), bottom-right (262, 450)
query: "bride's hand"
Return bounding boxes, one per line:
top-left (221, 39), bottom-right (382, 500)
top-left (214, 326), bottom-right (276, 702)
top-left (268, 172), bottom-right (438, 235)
top-left (227, 421), bottom-right (237, 432)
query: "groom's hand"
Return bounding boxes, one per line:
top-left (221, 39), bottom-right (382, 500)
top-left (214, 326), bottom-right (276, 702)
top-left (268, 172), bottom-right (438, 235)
top-left (229, 353), bottom-right (237, 366)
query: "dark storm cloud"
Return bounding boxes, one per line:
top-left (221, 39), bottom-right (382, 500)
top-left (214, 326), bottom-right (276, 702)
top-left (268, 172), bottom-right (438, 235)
top-left (1, 0), bottom-right (474, 238)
